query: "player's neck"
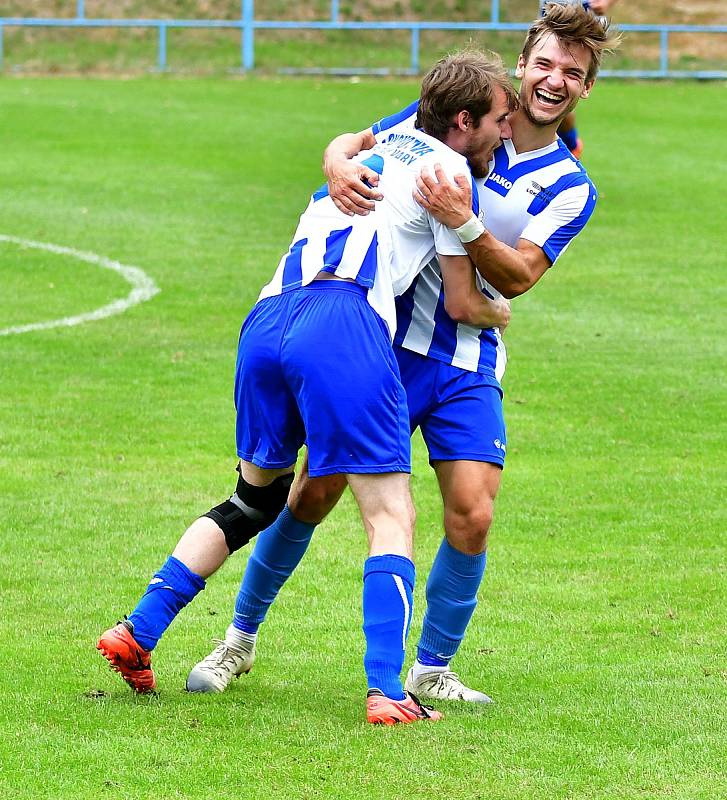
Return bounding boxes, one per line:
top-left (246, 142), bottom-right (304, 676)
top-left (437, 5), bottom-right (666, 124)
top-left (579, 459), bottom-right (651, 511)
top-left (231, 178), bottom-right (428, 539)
top-left (508, 111), bottom-right (559, 155)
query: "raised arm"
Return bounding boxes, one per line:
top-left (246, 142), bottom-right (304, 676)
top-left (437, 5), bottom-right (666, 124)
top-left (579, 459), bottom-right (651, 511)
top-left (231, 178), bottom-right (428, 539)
top-left (322, 129), bottom-right (382, 216)
top-left (438, 254), bottom-right (511, 332)
top-left (415, 165), bottom-right (550, 298)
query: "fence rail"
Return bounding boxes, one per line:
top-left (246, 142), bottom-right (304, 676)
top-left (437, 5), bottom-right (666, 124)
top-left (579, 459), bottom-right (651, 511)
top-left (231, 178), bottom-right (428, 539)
top-left (1, 1), bottom-right (725, 79)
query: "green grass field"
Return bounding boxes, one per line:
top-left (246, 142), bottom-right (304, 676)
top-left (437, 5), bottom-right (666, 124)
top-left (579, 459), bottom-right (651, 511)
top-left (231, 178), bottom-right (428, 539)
top-left (0, 76), bottom-right (725, 799)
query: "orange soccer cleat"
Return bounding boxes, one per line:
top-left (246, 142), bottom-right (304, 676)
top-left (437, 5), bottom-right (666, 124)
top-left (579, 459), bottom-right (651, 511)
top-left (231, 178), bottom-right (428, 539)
top-left (366, 689), bottom-right (443, 725)
top-left (97, 619), bottom-right (157, 693)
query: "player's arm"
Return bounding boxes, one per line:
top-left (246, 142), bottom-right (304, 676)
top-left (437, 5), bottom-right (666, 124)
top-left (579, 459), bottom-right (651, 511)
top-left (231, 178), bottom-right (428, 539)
top-left (322, 129), bottom-right (381, 216)
top-left (415, 165), bottom-right (550, 298)
top-left (323, 99), bottom-right (420, 216)
top-left (438, 254), bottom-right (511, 332)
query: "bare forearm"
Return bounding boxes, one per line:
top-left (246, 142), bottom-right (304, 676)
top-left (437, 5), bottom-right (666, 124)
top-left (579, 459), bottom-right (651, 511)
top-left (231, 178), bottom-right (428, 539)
top-left (439, 253), bottom-right (511, 330)
top-left (457, 294), bottom-right (510, 330)
top-left (323, 131), bottom-right (375, 174)
top-left (464, 233), bottom-right (540, 299)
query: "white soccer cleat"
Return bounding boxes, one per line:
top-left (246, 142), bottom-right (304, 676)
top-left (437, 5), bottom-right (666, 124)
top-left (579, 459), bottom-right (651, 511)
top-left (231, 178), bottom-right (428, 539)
top-left (185, 624), bottom-right (257, 693)
top-left (404, 665), bottom-right (493, 704)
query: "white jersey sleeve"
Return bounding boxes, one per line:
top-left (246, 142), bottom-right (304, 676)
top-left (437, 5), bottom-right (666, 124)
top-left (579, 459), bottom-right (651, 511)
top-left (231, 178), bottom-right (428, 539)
top-left (371, 100), bottom-right (419, 138)
top-left (518, 176), bottom-right (597, 264)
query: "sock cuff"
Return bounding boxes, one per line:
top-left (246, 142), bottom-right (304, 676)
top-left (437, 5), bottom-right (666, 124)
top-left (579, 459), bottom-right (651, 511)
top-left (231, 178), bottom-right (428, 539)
top-left (164, 555), bottom-right (206, 592)
top-left (363, 554), bottom-right (415, 589)
top-left (232, 615), bottom-right (260, 634)
top-left (416, 650), bottom-right (449, 668)
top-left (278, 505), bottom-right (317, 543)
top-left (440, 538), bottom-right (487, 574)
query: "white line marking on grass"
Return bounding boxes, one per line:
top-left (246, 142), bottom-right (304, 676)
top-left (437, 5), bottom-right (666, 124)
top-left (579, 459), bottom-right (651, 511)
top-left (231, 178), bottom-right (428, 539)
top-left (0, 234), bottom-right (160, 336)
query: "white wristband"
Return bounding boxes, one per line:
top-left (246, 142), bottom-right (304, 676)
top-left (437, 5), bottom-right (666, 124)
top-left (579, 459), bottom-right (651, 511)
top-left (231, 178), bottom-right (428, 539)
top-left (454, 214), bottom-right (485, 243)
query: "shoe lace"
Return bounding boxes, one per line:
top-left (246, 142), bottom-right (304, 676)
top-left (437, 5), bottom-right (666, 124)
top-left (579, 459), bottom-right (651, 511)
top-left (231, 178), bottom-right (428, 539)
top-left (203, 639), bottom-right (245, 676)
top-left (429, 670), bottom-right (466, 698)
top-left (406, 692), bottom-right (436, 718)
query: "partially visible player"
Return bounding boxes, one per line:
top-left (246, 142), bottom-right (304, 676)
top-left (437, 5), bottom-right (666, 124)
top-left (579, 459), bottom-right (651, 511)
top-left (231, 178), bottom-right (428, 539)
top-left (97, 50), bottom-right (514, 725)
top-left (550, 0), bottom-right (621, 156)
top-left (186, 3), bottom-right (618, 705)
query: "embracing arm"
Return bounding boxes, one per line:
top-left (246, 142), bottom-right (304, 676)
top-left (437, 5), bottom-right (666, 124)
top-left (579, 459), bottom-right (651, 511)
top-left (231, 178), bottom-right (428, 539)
top-left (438, 254), bottom-right (511, 331)
top-left (464, 235), bottom-right (550, 299)
top-left (415, 165), bottom-right (550, 298)
top-left (322, 129), bottom-right (381, 216)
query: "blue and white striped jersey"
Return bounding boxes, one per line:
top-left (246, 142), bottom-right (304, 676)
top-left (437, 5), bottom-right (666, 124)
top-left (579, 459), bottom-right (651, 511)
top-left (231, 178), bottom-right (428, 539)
top-left (258, 129), bottom-right (471, 340)
top-left (372, 104), bottom-right (597, 381)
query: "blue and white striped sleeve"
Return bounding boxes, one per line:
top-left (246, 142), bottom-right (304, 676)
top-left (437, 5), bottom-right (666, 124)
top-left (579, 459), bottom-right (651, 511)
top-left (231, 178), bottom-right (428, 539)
top-left (520, 174), bottom-right (598, 265)
top-left (371, 99), bottom-right (419, 137)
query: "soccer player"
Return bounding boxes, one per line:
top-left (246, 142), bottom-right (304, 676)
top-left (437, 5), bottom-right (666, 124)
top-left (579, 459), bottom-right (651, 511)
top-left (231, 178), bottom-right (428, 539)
top-left (186, 3), bottom-right (618, 705)
top-left (97, 50), bottom-right (515, 725)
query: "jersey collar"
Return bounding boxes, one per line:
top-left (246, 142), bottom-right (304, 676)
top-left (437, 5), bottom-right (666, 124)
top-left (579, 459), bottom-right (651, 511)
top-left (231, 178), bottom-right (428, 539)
top-left (503, 137), bottom-right (562, 165)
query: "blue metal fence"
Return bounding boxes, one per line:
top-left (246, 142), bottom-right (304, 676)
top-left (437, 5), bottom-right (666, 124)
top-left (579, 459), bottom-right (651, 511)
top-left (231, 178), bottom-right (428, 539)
top-left (0, 1), bottom-right (725, 79)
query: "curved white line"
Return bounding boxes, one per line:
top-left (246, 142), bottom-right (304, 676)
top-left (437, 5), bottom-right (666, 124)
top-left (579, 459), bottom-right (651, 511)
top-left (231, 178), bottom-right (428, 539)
top-left (0, 234), bottom-right (160, 336)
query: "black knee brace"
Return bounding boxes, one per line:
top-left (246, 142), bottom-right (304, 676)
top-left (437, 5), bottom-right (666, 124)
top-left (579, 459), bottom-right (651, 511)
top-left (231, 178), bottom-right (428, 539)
top-left (204, 472), bottom-right (294, 553)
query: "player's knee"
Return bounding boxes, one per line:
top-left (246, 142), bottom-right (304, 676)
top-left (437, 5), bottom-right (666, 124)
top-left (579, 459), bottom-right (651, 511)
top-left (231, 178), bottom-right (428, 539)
top-left (444, 502), bottom-right (493, 555)
top-left (288, 474), bottom-right (346, 524)
top-left (203, 472), bottom-right (294, 554)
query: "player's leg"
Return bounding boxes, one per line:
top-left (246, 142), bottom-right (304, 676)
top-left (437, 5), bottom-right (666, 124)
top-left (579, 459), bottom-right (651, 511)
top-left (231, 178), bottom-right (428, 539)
top-left (347, 472), bottom-right (440, 724)
top-left (97, 296), bottom-right (301, 692)
top-left (349, 474), bottom-right (415, 704)
top-left (405, 459), bottom-right (501, 703)
top-left (231, 458), bottom-right (346, 633)
top-left (186, 454), bottom-right (346, 693)
top-left (172, 464), bottom-right (294, 576)
top-left (96, 462), bottom-right (294, 693)
top-left (282, 282), bottom-right (438, 723)
top-left (397, 355), bottom-right (506, 702)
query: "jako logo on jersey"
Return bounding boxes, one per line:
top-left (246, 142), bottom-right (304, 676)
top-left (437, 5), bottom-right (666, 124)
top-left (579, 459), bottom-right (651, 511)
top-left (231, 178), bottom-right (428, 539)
top-left (494, 439), bottom-right (506, 452)
top-left (488, 173), bottom-right (513, 190)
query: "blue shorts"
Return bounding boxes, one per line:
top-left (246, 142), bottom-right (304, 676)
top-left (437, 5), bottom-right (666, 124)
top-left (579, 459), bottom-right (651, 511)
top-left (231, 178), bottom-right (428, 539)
top-left (235, 281), bottom-right (411, 478)
top-left (396, 346), bottom-right (506, 467)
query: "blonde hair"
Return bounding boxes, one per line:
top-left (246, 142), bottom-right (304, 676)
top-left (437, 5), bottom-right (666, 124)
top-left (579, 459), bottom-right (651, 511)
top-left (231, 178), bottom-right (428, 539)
top-left (522, 2), bottom-right (621, 83)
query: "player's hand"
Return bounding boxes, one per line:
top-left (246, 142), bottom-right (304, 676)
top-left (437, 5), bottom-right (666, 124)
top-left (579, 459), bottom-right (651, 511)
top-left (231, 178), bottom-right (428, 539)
top-left (414, 163), bottom-right (473, 228)
top-left (492, 298), bottom-right (511, 334)
top-left (326, 160), bottom-right (383, 216)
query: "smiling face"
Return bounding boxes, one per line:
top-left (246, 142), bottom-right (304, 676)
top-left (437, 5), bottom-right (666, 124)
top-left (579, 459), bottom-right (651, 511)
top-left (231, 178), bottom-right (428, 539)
top-left (460, 86), bottom-right (513, 178)
top-left (515, 33), bottom-right (594, 129)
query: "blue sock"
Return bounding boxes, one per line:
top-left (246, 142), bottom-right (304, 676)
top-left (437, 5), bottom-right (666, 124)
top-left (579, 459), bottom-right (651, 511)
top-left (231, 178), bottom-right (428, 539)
top-left (362, 554), bottom-right (415, 700)
top-left (232, 505), bottom-right (316, 634)
top-left (128, 555), bottom-right (205, 651)
top-left (417, 538), bottom-right (487, 667)
top-left (560, 127), bottom-right (579, 153)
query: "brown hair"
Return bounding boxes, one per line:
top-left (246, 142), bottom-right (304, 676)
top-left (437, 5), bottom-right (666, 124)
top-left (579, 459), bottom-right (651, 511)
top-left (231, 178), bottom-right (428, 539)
top-left (522, 2), bottom-right (621, 83)
top-left (416, 49), bottom-right (518, 140)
